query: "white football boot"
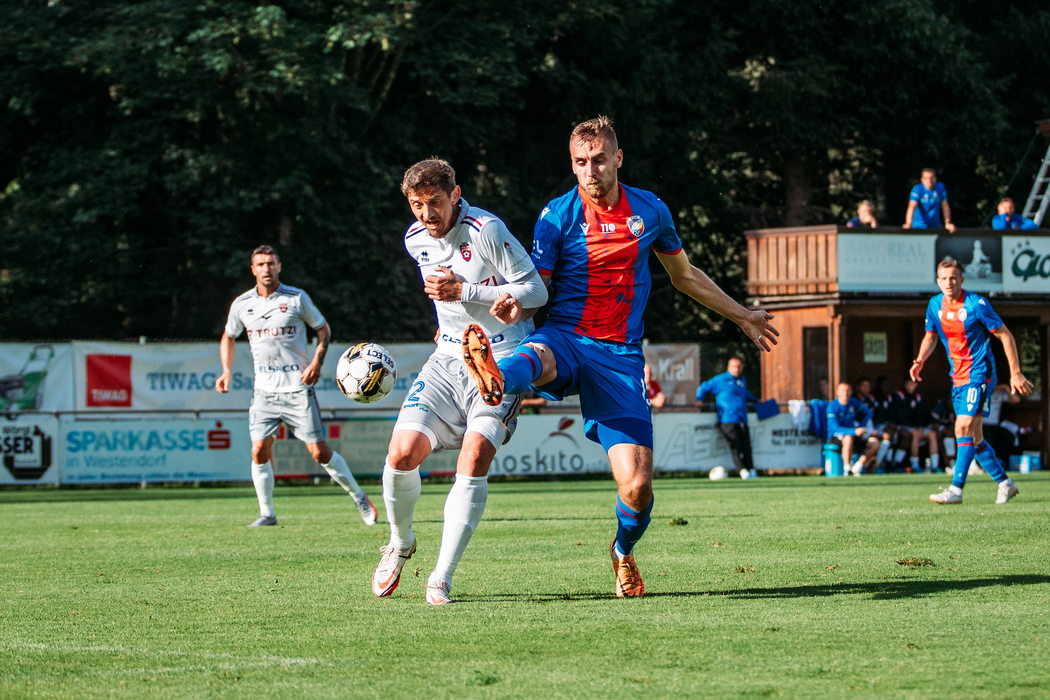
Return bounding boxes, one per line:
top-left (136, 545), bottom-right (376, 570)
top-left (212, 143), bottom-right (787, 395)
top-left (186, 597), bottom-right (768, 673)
top-left (247, 515), bottom-right (277, 527)
top-left (353, 493), bottom-right (378, 526)
top-left (372, 541), bottom-right (416, 597)
top-left (996, 482), bottom-right (1019, 505)
top-left (425, 573), bottom-right (452, 606)
top-left (930, 487), bottom-right (962, 505)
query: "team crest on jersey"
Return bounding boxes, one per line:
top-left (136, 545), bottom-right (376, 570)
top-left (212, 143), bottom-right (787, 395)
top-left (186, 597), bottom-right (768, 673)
top-left (627, 215), bottom-right (645, 237)
top-left (279, 303), bottom-right (288, 313)
top-left (958, 308), bottom-right (968, 321)
top-left (460, 243), bottom-right (472, 261)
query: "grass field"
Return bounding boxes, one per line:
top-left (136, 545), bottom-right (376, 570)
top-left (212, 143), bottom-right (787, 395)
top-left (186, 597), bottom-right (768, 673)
top-left (2, 473), bottom-right (1049, 699)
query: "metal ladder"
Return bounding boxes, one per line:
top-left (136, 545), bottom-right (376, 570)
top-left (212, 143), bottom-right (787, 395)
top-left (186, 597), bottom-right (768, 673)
top-left (1022, 120), bottom-right (1050, 225)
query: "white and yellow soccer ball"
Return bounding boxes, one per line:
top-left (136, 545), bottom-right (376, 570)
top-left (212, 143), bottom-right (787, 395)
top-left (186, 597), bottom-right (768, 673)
top-left (709, 465), bottom-right (728, 481)
top-left (335, 343), bottom-right (397, 403)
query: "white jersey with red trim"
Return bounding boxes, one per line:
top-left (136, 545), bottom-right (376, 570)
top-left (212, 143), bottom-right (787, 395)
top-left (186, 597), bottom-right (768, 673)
top-left (224, 283), bottom-right (326, 392)
top-left (404, 198), bottom-right (537, 360)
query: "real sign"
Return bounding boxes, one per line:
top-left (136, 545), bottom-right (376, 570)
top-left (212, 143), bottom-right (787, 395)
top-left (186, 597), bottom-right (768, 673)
top-left (837, 234), bottom-right (937, 292)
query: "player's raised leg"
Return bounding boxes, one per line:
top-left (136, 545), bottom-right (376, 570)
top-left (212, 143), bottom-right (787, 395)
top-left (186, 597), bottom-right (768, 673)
top-left (248, 437), bottom-right (278, 527)
top-left (373, 429), bottom-right (429, 597)
top-left (463, 324), bottom-right (555, 406)
top-left (426, 430), bottom-right (496, 606)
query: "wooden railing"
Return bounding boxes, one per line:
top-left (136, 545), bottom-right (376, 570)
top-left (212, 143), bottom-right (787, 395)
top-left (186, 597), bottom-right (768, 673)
top-left (746, 225), bottom-right (838, 296)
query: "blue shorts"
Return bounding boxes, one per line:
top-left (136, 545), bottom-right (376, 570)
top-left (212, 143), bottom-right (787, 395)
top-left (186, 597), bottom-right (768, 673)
top-left (951, 379), bottom-right (994, 418)
top-left (523, 326), bottom-right (653, 451)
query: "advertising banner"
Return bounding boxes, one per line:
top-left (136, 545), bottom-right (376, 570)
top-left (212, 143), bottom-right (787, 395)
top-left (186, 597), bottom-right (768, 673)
top-left (70, 341), bottom-right (433, 412)
top-left (643, 344), bottom-right (699, 406)
top-left (60, 417), bottom-right (252, 483)
top-left (837, 234), bottom-right (937, 292)
top-left (935, 236), bottom-right (1002, 292)
top-left (0, 414), bottom-right (60, 484)
top-left (268, 412), bottom-right (822, 478)
top-left (0, 343), bottom-right (75, 413)
top-left (1003, 236), bottom-right (1050, 293)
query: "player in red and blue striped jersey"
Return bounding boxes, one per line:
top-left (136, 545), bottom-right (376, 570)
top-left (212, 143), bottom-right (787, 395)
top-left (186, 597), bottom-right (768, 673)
top-left (462, 116), bottom-right (779, 597)
top-left (912, 258), bottom-right (1033, 505)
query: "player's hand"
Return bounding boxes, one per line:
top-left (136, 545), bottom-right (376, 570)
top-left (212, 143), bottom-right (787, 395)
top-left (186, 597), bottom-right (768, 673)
top-left (215, 372), bottom-right (231, 393)
top-left (490, 293), bottom-right (523, 325)
top-left (301, 362), bottom-right (321, 387)
top-left (1010, 372), bottom-right (1034, 397)
top-left (739, 309), bottom-right (779, 352)
top-left (425, 266), bottom-right (463, 302)
top-left (902, 222), bottom-right (912, 230)
top-left (909, 358), bottom-right (924, 382)
top-left (945, 222), bottom-right (956, 234)
top-left (855, 427), bottom-right (866, 437)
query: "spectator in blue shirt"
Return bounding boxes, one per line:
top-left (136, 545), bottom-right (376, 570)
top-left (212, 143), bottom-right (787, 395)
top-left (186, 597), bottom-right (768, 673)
top-left (846, 200), bottom-right (878, 229)
top-left (827, 382), bottom-right (880, 476)
top-left (696, 357), bottom-right (758, 473)
top-left (904, 169), bottom-right (956, 233)
top-left (991, 197), bottom-right (1038, 230)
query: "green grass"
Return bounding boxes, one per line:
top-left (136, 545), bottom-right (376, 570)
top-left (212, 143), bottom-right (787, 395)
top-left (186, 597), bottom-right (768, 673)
top-left (2, 473), bottom-right (1049, 699)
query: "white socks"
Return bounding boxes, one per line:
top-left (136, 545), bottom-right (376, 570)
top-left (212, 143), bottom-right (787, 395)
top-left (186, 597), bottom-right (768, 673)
top-left (876, 439), bottom-right (891, 466)
top-left (251, 461), bottom-right (275, 517)
top-left (321, 451), bottom-right (365, 499)
top-left (931, 454), bottom-right (940, 471)
top-left (948, 485), bottom-right (963, 495)
top-left (943, 438), bottom-right (956, 458)
top-left (382, 461), bottom-right (421, 549)
top-left (893, 449), bottom-right (906, 465)
top-left (910, 456), bottom-right (920, 470)
top-left (432, 474), bottom-right (489, 587)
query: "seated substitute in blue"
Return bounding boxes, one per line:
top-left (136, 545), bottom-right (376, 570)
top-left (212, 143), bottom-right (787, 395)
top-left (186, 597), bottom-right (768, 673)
top-left (991, 198), bottom-right (1038, 230)
top-left (826, 382), bottom-right (879, 475)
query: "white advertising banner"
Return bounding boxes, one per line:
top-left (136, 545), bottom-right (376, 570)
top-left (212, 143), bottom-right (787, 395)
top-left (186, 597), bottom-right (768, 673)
top-left (70, 341), bottom-right (433, 412)
top-left (60, 418), bottom-right (253, 483)
top-left (0, 414), bottom-right (60, 484)
top-left (268, 412), bottom-right (823, 478)
top-left (837, 234), bottom-right (937, 292)
top-left (0, 343), bottom-right (75, 413)
top-left (1003, 236), bottom-right (1050, 293)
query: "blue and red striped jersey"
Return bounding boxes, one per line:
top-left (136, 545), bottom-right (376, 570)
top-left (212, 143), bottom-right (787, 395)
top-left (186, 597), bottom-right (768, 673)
top-left (925, 290), bottom-right (1002, 387)
top-left (531, 184), bottom-right (682, 345)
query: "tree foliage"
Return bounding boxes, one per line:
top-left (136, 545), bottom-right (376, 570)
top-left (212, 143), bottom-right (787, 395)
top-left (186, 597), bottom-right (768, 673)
top-left (2, 0), bottom-right (1048, 342)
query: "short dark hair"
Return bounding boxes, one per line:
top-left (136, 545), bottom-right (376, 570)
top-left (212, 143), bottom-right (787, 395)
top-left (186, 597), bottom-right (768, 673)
top-left (251, 245), bottom-right (279, 262)
top-left (921, 167), bottom-right (936, 176)
top-left (570, 115), bottom-right (618, 151)
top-left (999, 196), bottom-right (1014, 205)
top-left (937, 257), bottom-right (963, 275)
top-left (856, 376), bottom-right (871, 385)
top-left (401, 158), bottom-right (456, 196)
top-left (728, 356), bottom-right (744, 364)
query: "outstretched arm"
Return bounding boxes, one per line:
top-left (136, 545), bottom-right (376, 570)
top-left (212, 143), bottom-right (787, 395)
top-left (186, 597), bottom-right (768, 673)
top-left (656, 250), bottom-right (778, 352)
top-left (910, 331), bottom-right (939, 382)
top-left (993, 326), bottom-right (1034, 396)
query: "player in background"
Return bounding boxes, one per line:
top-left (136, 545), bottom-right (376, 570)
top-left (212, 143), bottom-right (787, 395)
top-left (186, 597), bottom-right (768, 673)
top-left (827, 382), bottom-right (880, 476)
top-left (854, 377), bottom-right (895, 471)
top-left (462, 117), bottom-right (778, 597)
top-left (373, 159), bottom-right (548, 605)
top-left (217, 246), bottom-right (377, 527)
top-left (696, 358), bottom-right (758, 475)
top-left (912, 258), bottom-right (1033, 504)
top-left (891, 379), bottom-right (928, 472)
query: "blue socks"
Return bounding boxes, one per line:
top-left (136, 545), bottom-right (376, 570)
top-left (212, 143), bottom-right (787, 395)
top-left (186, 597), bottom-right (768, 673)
top-left (496, 346), bottom-right (542, 396)
top-left (974, 439), bottom-right (1007, 483)
top-left (614, 495), bottom-right (653, 557)
top-left (952, 437), bottom-right (975, 489)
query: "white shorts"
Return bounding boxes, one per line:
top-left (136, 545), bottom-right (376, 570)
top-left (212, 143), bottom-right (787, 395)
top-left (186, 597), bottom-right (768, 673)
top-left (249, 386), bottom-right (325, 443)
top-left (394, 353), bottom-right (522, 452)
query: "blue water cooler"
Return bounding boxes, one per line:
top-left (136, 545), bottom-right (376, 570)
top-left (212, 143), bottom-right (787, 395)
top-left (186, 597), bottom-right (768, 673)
top-left (823, 443), bottom-right (844, 477)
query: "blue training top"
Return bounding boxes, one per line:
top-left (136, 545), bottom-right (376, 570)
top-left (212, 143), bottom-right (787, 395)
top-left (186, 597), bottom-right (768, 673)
top-left (991, 213), bottom-right (1038, 230)
top-left (909, 182), bottom-right (948, 228)
top-left (826, 398), bottom-right (872, 437)
top-left (696, 371), bottom-right (757, 424)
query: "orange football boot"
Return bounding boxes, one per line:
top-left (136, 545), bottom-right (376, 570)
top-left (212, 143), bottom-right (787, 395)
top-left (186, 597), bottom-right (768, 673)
top-left (610, 540), bottom-right (645, 598)
top-left (462, 323), bottom-right (504, 406)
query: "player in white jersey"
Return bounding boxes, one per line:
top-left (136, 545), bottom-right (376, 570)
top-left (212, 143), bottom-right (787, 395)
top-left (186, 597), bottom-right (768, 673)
top-left (217, 245), bottom-right (377, 528)
top-left (372, 159), bottom-right (548, 604)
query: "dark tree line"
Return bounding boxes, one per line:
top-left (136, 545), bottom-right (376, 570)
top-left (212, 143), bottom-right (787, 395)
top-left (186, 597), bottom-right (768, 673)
top-left (2, 0), bottom-right (1048, 342)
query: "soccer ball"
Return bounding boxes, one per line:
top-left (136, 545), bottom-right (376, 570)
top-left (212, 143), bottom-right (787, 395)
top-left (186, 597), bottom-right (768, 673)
top-left (709, 466), bottom-right (728, 481)
top-left (335, 343), bottom-right (397, 403)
